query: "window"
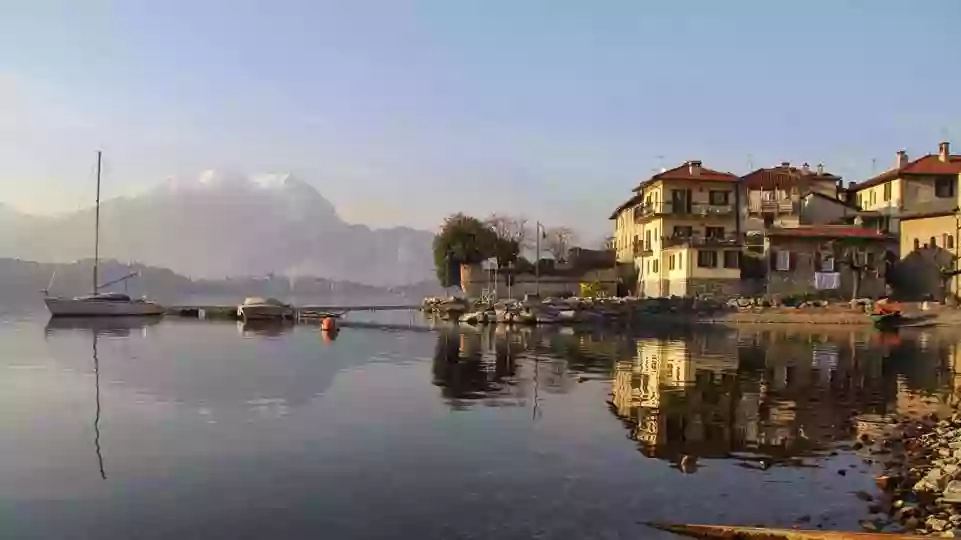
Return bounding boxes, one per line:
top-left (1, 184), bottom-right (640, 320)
top-left (697, 250), bottom-right (718, 268)
top-left (865, 252), bottom-right (875, 268)
top-left (652, 260), bottom-right (658, 273)
top-left (669, 254), bottom-right (676, 270)
top-left (819, 253), bottom-right (835, 272)
top-left (673, 225), bottom-right (693, 238)
top-left (914, 238), bottom-right (921, 250)
top-left (883, 182), bottom-right (892, 202)
top-left (723, 251), bottom-right (739, 268)
top-left (709, 190), bottom-right (730, 205)
top-left (775, 251), bottom-right (791, 271)
top-left (870, 191), bottom-right (876, 205)
top-left (931, 236), bottom-right (938, 248)
top-left (677, 252), bottom-right (682, 267)
top-left (949, 235), bottom-right (956, 250)
top-left (706, 226), bottom-right (725, 239)
top-left (761, 191), bottom-right (775, 201)
top-left (936, 177), bottom-right (956, 199)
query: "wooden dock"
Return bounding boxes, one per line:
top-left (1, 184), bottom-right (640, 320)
top-left (166, 304), bottom-right (423, 321)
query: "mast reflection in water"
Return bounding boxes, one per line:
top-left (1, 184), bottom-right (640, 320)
top-left (44, 316), bottom-right (161, 481)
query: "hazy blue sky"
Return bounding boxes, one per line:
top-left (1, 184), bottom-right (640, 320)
top-left (1, 0), bottom-right (959, 240)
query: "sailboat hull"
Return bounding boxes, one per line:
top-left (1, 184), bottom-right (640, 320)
top-left (45, 297), bottom-right (166, 317)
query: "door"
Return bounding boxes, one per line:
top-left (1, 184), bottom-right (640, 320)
top-left (671, 189), bottom-right (691, 214)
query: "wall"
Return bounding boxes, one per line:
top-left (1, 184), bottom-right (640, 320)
top-left (763, 237), bottom-right (894, 299)
top-left (613, 206), bottom-right (639, 263)
top-left (459, 263), bottom-right (618, 299)
top-left (855, 179), bottom-right (902, 212)
top-left (799, 195), bottom-right (853, 225)
top-left (898, 215), bottom-right (960, 299)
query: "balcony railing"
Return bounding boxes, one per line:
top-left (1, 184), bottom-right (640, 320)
top-left (749, 199), bottom-right (798, 214)
top-left (634, 201), bottom-right (736, 222)
top-left (661, 233), bottom-right (744, 249)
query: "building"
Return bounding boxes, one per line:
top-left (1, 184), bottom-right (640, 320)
top-left (850, 142), bottom-right (961, 234)
top-left (742, 162), bottom-right (844, 230)
top-left (897, 210), bottom-right (960, 299)
top-left (609, 193), bottom-right (643, 264)
top-left (628, 160), bottom-right (744, 297)
top-left (760, 226), bottom-right (897, 299)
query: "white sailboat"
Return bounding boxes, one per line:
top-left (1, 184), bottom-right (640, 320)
top-left (44, 151), bottom-right (166, 317)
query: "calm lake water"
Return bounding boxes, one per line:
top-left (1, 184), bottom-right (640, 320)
top-left (1, 310), bottom-right (960, 539)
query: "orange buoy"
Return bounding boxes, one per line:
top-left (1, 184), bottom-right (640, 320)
top-left (321, 317), bottom-right (337, 332)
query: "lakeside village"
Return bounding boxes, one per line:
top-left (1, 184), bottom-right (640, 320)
top-left (425, 141), bottom-right (961, 327)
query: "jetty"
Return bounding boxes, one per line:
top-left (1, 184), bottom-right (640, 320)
top-left (167, 303), bottom-right (421, 320)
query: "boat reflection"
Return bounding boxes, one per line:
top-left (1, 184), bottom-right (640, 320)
top-left (44, 315), bottom-right (162, 337)
top-left (236, 320), bottom-right (296, 337)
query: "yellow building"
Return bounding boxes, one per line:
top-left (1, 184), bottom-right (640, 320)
top-left (631, 160), bottom-right (744, 298)
top-left (850, 142), bottom-right (961, 235)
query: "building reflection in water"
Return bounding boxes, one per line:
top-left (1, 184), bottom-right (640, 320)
top-left (430, 324), bottom-right (961, 470)
top-left (611, 327), bottom-right (961, 466)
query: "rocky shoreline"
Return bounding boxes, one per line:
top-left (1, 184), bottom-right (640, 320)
top-left (421, 295), bottom-right (957, 327)
top-left (854, 412), bottom-right (961, 536)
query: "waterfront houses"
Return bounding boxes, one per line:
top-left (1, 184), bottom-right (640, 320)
top-left (608, 141), bottom-right (961, 300)
top-left (617, 160), bottom-right (745, 297)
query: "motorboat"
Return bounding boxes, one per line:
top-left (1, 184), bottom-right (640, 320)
top-left (237, 297), bottom-right (297, 321)
top-left (43, 151), bottom-right (165, 318)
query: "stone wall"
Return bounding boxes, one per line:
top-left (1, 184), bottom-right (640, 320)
top-left (459, 263), bottom-right (618, 299)
top-left (764, 238), bottom-right (892, 299)
top-left (681, 278), bottom-right (742, 298)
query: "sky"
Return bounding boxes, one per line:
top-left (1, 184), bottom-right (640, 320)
top-left (1, 0), bottom-right (959, 242)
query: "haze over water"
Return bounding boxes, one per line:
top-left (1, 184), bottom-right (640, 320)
top-left (0, 311), bottom-right (958, 539)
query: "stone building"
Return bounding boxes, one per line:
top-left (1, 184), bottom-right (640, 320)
top-left (761, 226), bottom-right (897, 299)
top-left (742, 162), bottom-right (844, 230)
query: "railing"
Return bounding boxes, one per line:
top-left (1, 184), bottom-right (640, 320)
top-left (634, 201), bottom-right (736, 222)
top-left (661, 233), bottom-right (744, 248)
top-left (749, 199), bottom-right (798, 214)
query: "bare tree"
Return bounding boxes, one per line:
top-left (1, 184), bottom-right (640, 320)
top-left (544, 226), bottom-right (577, 262)
top-left (484, 214), bottom-right (531, 251)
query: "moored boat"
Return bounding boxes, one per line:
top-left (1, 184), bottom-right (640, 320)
top-left (237, 297), bottom-right (296, 321)
top-left (645, 522), bottom-right (915, 539)
top-left (44, 151), bottom-right (165, 318)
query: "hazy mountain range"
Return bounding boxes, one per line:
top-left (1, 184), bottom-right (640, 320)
top-left (0, 258), bottom-right (443, 306)
top-left (0, 171), bottom-right (435, 286)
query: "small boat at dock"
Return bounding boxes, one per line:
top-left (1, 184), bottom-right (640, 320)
top-left (869, 300), bottom-right (902, 328)
top-left (236, 297), bottom-right (296, 321)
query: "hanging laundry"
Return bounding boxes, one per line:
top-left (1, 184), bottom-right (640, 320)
top-left (813, 272), bottom-right (840, 290)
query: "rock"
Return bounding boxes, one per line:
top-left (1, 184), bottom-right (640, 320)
top-left (903, 516), bottom-right (921, 530)
top-left (944, 480), bottom-right (961, 503)
top-left (876, 475), bottom-right (900, 491)
top-left (928, 516), bottom-right (949, 532)
top-left (855, 490), bottom-right (874, 502)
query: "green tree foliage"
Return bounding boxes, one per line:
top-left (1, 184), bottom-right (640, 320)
top-left (432, 213), bottom-right (526, 287)
top-left (432, 213), bottom-right (498, 286)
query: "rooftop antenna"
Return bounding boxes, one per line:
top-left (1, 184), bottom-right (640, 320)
top-left (655, 155), bottom-right (666, 172)
top-left (871, 158), bottom-right (877, 174)
top-left (747, 154), bottom-right (754, 171)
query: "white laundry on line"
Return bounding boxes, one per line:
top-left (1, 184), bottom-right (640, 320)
top-left (813, 272), bottom-right (840, 290)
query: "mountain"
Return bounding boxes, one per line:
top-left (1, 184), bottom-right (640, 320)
top-left (0, 258), bottom-right (443, 306)
top-left (0, 171), bottom-right (436, 286)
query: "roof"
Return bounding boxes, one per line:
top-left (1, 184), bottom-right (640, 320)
top-left (764, 226), bottom-right (895, 240)
top-left (851, 154), bottom-right (961, 191)
top-left (609, 192), bottom-right (643, 219)
top-left (741, 164), bottom-right (841, 190)
top-left (802, 190), bottom-right (861, 211)
top-left (632, 161), bottom-right (739, 192)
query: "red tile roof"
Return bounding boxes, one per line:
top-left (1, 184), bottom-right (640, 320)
top-left (633, 161), bottom-right (738, 192)
top-left (765, 226), bottom-right (895, 240)
top-left (741, 164), bottom-right (841, 190)
top-left (852, 154), bottom-right (961, 190)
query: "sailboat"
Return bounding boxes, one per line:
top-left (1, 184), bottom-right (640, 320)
top-left (44, 151), bottom-right (166, 317)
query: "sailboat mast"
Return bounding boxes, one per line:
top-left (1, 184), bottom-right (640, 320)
top-left (93, 150), bottom-right (102, 295)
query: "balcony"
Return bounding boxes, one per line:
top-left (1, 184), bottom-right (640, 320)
top-left (634, 201), bottom-right (737, 222)
top-left (749, 199), bottom-right (798, 215)
top-left (635, 242), bottom-right (654, 257)
top-left (661, 233), bottom-right (744, 249)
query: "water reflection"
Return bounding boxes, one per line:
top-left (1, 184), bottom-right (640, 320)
top-left (237, 319), bottom-right (296, 337)
top-left (431, 325), bottom-right (961, 472)
top-left (43, 316), bottom-right (162, 480)
top-left (611, 327), bottom-right (961, 467)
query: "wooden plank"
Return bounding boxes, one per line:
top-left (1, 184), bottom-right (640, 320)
top-left (644, 523), bottom-right (915, 540)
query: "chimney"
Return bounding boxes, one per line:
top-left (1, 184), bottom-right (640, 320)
top-left (801, 162), bottom-right (810, 174)
top-left (896, 150), bottom-right (908, 169)
top-left (688, 160), bottom-right (702, 175)
top-left (817, 163), bottom-right (824, 175)
top-left (940, 141), bottom-right (950, 163)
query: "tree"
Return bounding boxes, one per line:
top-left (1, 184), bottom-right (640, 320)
top-left (543, 226), bottom-right (577, 262)
top-left (432, 213), bottom-right (499, 287)
top-left (484, 214), bottom-right (531, 251)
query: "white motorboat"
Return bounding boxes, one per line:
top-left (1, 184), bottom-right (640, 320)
top-left (44, 151), bottom-right (166, 318)
top-left (237, 297), bottom-right (296, 321)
